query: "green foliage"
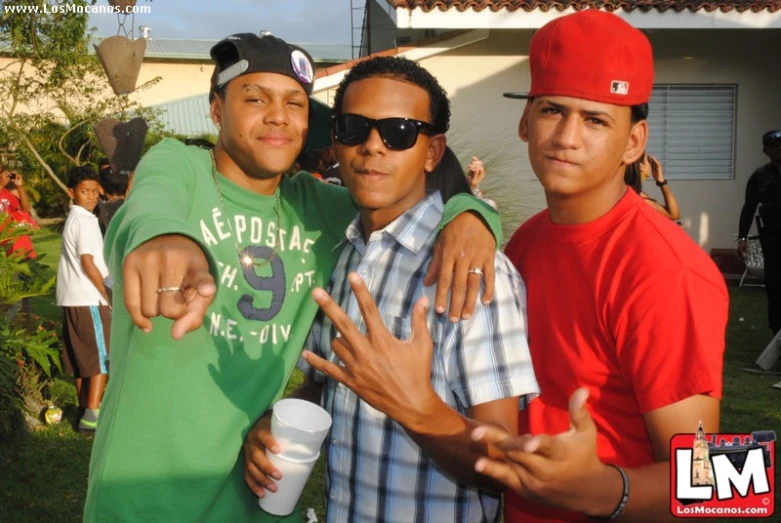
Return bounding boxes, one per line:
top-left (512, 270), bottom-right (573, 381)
top-left (0, 0), bottom-right (168, 217)
top-left (0, 218), bottom-right (60, 438)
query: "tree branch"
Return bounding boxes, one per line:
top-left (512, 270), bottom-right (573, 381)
top-left (57, 118), bottom-right (93, 166)
top-left (16, 130), bottom-right (69, 194)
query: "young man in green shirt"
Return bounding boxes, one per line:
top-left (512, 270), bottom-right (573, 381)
top-left (84, 33), bottom-right (501, 522)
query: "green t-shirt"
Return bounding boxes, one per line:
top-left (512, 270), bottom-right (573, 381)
top-left (84, 138), bottom-right (502, 523)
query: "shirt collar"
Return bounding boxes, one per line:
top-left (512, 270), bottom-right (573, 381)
top-left (339, 192), bottom-right (444, 255)
top-left (70, 204), bottom-right (97, 217)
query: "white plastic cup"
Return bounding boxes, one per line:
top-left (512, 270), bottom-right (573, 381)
top-left (271, 399), bottom-right (332, 460)
top-left (258, 450), bottom-right (320, 516)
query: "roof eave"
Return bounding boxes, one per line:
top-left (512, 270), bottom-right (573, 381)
top-left (387, 4), bottom-right (781, 29)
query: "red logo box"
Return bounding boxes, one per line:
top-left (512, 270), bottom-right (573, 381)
top-left (670, 425), bottom-right (775, 518)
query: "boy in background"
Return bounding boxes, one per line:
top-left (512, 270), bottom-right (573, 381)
top-left (56, 165), bottom-right (111, 432)
top-left (97, 164), bottom-right (128, 236)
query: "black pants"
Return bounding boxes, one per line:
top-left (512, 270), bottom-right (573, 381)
top-left (759, 231), bottom-right (781, 334)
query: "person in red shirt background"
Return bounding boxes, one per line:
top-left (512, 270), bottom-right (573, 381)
top-left (471, 10), bottom-right (727, 523)
top-left (0, 166), bottom-right (37, 260)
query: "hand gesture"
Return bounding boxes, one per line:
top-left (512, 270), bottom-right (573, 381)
top-left (11, 173), bottom-right (23, 187)
top-left (123, 234), bottom-right (217, 340)
top-left (424, 212), bottom-right (496, 322)
top-left (471, 388), bottom-right (614, 516)
top-left (467, 157), bottom-right (485, 190)
top-left (302, 273), bottom-right (437, 426)
top-left (243, 412), bottom-right (282, 497)
top-left (648, 156), bottom-right (665, 183)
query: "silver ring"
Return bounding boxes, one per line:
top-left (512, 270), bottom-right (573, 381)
top-left (467, 268), bottom-right (483, 276)
top-left (157, 286), bottom-right (183, 294)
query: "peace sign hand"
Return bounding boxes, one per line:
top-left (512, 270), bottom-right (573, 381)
top-left (302, 272), bottom-right (438, 426)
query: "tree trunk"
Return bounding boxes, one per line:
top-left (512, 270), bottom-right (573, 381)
top-left (17, 132), bottom-right (69, 195)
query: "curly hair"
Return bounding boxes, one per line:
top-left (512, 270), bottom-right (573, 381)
top-left (67, 165), bottom-right (100, 189)
top-left (332, 56), bottom-right (450, 134)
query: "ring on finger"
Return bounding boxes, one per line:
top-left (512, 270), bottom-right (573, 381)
top-left (467, 268), bottom-right (483, 277)
top-left (157, 286), bottom-right (183, 294)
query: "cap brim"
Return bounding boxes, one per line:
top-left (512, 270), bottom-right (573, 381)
top-left (503, 92), bottom-right (531, 99)
top-left (303, 97), bottom-right (332, 153)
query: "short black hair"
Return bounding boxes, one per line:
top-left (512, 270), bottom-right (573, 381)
top-left (631, 103), bottom-right (649, 124)
top-left (101, 171), bottom-right (129, 196)
top-left (332, 56), bottom-right (450, 134)
top-left (184, 138), bottom-right (215, 149)
top-left (67, 165), bottom-right (100, 189)
top-left (209, 66), bottom-right (223, 103)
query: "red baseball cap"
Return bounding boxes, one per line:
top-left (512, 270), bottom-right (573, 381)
top-left (504, 10), bottom-right (654, 106)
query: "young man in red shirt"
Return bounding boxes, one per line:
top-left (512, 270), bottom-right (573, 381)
top-left (472, 10), bottom-right (727, 522)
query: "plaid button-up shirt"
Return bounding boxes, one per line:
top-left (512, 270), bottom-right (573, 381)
top-left (300, 192), bottom-right (538, 523)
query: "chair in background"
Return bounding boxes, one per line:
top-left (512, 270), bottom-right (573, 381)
top-left (735, 216), bottom-right (765, 288)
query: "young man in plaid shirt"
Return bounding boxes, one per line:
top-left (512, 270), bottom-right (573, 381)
top-left (244, 56), bottom-right (539, 522)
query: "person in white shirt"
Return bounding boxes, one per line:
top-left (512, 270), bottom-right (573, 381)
top-left (56, 165), bottom-right (111, 432)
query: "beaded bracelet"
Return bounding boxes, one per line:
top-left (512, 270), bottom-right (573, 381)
top-left (604, 464), bottom-right (630, 520)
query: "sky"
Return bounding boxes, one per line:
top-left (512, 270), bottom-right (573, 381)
top-left (89, 0), bottom-right (357, 45)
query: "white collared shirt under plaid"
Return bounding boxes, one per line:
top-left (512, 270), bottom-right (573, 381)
top-left (299, 192), bottom-right (539, 523)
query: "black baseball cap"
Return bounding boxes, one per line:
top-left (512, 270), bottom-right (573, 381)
top-left (209, 32), bottom-right (330, 152)
top-left (763, 130), bottom-right (781, 148)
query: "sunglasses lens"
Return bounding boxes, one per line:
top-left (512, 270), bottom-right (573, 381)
top-left (379, 119), bottom-right (418, 150)
top-left (333, 115), bottom-right (370, 146)
top-left (333, 115), bottom-right (430, 150)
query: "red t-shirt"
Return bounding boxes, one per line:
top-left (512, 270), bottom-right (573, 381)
top-left (0, 187), bottom-right (37, 259)
top-left (503, 189), bottom-right (727, 523)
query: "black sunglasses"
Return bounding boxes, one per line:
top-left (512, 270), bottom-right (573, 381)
top-left (331, 113), bottom-right (436, 150)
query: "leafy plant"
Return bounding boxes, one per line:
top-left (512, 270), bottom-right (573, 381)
top-left (0, 216), bottom-right (60, 437)
top-left (0, 0), bottom-right (166, 217)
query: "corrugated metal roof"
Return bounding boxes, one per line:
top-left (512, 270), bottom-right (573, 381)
top-left (151, 93), bottom-right (216, 137)
top-left (89, 37), bottom-right (351, 63)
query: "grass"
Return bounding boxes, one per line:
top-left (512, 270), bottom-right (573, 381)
top-left (0, 370), bottom-right (326, 523)
top-left (1, 227), bottom-right (779, 521)
top-left (27, 226), bottom-right (62, 323)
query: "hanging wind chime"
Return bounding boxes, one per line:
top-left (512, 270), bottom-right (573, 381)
top-left (93, 0), bottom-right (149, 175)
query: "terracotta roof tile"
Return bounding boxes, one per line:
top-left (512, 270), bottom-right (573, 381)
top-left (387, 0), bottom-right (781, 13)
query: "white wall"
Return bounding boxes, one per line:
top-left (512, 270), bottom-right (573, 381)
top-left (414, 29), bottom-right (781, 250)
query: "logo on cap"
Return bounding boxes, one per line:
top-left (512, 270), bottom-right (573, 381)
top-left (611, 81), bottom-right (629, 96)
top-left (291, 50), bottom-right (314, 85)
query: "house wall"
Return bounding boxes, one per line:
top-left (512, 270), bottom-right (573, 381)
top-left (0, 57), bottom-right (212, 117)
top-left (407, 29), bottom-right (781, 250)
top-left (129, 61), bottom-right (213, 106)
top-left (2, 56), bottom-right (335, 117)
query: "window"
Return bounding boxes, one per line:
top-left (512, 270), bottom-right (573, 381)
top-left (646, 85), bottom-right (736, 180)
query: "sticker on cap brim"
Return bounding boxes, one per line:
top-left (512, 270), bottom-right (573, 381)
top-left (610, 80), bottom-right (629, 95)
top-left (291, 50), bottom-right (314, 85)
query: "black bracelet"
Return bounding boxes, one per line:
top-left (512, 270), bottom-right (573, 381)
top-left (602, 464), bottom-right (630, 520)
top-left (656, 179), bottom-right (668, 188)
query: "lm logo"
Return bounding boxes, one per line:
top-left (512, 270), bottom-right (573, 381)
top-left (670, 423), bottom-right (775, 518)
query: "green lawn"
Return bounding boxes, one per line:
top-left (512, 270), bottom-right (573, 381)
top-left (27, 226), bottom-right (62, 322)
top-left (1, 228), bottom-right (778, 521)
